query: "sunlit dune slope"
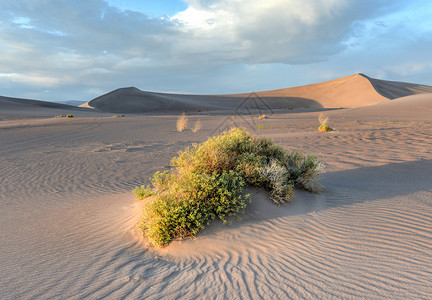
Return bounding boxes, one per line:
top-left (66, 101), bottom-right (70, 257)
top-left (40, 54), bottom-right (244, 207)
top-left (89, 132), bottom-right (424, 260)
top-left (82, 74), bottom-right (432, 113)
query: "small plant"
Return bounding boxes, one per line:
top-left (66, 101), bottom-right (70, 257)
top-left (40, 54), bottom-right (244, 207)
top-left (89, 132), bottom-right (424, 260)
top-left (259, 114), bottom-right (267, 120)
top-left (318, 124), bottom-right (332, 132)
top-left (134, 128), bottom-right (323, 248)
top-left (192, 119), bottom-right (202, 133)
top-left (176, 113), bottom-right (188, 132)
top-left (257, 124), bottom-right (264, 130)
top-left (55, 114), bottom-right (73, 118)
top-left (133, 185), bottom-right (154, 200)
top-left (318, 113), bottom-right (332, 132)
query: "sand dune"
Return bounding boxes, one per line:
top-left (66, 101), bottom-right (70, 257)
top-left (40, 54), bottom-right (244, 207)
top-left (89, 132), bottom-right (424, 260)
top-left (1, 75), bottom-right (431, 299)
top-left (83, 74), bottom-right (432, 113)
top-left (0, 95), bottom-right (80, 110)
top-left (0, 95), bottom-right (104, 121)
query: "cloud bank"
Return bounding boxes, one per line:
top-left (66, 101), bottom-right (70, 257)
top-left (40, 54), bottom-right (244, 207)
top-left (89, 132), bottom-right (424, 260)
top-left (0, 0), bottom-right (431, 101)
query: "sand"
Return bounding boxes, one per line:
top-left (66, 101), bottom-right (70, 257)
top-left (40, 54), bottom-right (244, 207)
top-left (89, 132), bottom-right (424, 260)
top-left (1, 75), bottom-right (431, 299)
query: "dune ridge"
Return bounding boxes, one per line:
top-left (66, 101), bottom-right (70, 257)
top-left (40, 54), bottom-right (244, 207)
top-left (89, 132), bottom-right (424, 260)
top-left (83, 74), bottom-right (432, 113)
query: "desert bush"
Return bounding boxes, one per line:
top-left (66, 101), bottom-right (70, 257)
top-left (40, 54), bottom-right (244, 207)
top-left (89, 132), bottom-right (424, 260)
top-left (318, 124), bottom-right (332, 132)
top-left (135, 127), bottom-right (323, 247)
top-left (176, 113), bottom-right (188, 132)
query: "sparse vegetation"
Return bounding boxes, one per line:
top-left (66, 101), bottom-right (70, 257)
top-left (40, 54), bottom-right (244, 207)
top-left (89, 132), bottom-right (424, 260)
top-left (192, 119), bottom-right (202, 133)
top-left (257, 124), bottom-right (264, 130)
top-left (318, 113), bottom-right (333, 132)
top-left (176, 113), bottom-right (188, 132)
top-left (135, 128), bottom-right (323, 248)
top-left (55, 114), bottom-right (74, 118)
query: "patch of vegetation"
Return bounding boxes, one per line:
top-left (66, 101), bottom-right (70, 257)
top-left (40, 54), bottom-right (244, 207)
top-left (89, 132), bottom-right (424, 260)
top-left (257, 124), bottom-right (264, 130)
top-left (176, 112), bottom-right (188, 132)
top-left (259, 114), bottom-right (267, 120)
top-left (55, 114), bottom-right (74, 118)
top-left (192, 119), bottom-right (202, 133)
top-left (318, 113), bottom-right (333, 132)
top-left (318, 124), bottom-right (333, 132)
top-left (135, 128), bottom-right (323, 248)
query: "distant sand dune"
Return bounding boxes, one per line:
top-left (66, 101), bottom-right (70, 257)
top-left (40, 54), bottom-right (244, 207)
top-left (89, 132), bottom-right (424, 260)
top-left (82, 74), bottom-right (432, 113)
top-left (0, 96), bottom-right (78, 110)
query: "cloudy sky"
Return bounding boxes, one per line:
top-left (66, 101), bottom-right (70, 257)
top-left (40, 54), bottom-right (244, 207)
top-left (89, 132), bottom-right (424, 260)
top-left (1, 0), bottom-right (431, 102)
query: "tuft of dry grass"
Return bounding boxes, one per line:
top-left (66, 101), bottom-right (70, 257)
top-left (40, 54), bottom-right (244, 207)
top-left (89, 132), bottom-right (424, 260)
top-left (176, 113), bottom-right (188, 132)
top-left (192, 119), bottom-right (202, 133)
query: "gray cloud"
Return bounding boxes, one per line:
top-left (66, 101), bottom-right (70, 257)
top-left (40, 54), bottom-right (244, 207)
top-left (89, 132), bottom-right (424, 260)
top-left (0, 0), bottom-right (431, 101)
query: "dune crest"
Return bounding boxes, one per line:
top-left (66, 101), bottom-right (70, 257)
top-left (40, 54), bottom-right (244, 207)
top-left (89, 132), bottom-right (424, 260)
top-left (82, 74), bottom-right (432, 113)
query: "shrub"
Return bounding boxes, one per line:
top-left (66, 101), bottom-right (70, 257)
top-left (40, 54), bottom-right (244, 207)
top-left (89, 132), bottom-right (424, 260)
top-left (259, 114), bottom-right (267, 120)
top-left (66, 114), bottom-right (73, 118)
top-left (135, 128), bottom-right (323, 247)
top-left (318, 124), bottom-right (332, 132)
top-left (176, 113), bottom-right (188, 132)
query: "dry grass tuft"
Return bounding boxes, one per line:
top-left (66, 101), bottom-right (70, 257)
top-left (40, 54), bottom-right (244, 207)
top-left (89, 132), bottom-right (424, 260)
top-left (176, 113), bottom-right (188, 132)
top-left (192, 119), bottom-right (202, 133)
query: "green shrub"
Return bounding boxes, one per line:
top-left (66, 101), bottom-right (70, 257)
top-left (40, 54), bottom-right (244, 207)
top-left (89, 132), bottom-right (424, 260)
top-left (318, 124), bottom-right (332, 132)
top-left (135, 127), bottom-right (323, 248)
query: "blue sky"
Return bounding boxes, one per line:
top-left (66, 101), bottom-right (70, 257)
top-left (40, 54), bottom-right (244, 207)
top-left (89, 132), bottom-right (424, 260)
top-left (1, 0), bottom-right (432, 102)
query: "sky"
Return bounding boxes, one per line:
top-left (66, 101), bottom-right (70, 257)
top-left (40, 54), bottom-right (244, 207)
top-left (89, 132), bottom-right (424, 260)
top-left (1, 0), bottom-right (432, 102)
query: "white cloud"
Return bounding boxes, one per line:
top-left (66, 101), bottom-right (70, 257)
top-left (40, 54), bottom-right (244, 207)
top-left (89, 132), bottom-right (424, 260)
top-left (0, 0), bottom-right (431, 101)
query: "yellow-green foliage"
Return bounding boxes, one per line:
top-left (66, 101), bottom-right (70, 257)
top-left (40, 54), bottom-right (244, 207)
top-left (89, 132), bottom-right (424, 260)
top-left (318, 124), bottom-right (332, 132)
top-left (55, 114), bottom-right (73, 118)
top-left (136, 128), bottom-right (323, 248)
top-left (133, 185), bottom-right (154, 200)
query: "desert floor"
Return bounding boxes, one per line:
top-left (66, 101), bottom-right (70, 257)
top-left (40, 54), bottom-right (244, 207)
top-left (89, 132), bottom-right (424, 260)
top-left (1, 94), bottom-right (431, 299)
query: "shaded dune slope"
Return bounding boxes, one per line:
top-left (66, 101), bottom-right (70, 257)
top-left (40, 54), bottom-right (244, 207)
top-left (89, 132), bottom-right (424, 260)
top-left (0, 96), bottom-right (80, 110)
top-left (84, 74), bottom-right (432, 113)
